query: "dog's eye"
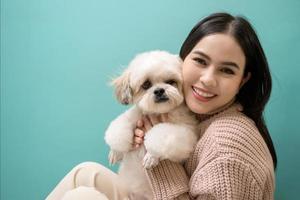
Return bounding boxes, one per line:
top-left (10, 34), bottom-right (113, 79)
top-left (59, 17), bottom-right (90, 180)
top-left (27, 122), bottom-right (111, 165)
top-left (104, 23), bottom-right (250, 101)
top-left (141, 80), bottom-right (152, 90)
top-left (165, 79), bottom-right (177, 85)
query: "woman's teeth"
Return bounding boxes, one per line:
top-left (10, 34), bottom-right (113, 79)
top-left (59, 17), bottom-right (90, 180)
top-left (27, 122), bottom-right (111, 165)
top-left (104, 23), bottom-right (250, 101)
top-left (193, 87), bottom-right (215, 98)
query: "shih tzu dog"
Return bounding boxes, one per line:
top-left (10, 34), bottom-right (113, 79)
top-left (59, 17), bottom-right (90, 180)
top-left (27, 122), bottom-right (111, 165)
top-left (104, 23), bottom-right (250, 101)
top-left (105, 50), bottom-right (199, 199)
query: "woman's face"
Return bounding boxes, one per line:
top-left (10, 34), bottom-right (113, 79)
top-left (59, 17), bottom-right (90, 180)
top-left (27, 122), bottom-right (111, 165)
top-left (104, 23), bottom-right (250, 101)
top-left (182, 33), bottom-right (250, 114)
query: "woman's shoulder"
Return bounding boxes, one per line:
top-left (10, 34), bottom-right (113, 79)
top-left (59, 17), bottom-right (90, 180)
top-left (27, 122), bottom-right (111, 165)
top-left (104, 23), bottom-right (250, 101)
top-left (193, 109), bottom-right (275, 192)
top-left (209, 107), bottom-right (257, 134)
top-left (201, 107), bottom-right (272, 168)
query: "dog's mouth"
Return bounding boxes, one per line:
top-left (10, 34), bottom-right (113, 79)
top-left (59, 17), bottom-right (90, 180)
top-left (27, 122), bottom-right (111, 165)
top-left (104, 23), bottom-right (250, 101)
top-left (154, 95), bottom-right (169, 103)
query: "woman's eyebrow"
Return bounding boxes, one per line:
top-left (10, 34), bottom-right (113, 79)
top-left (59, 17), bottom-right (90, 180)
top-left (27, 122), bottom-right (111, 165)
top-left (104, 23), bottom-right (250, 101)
top-left (193, 50), bottom-right (240, 69)
top-left (193, 50), bottom-right (211, 60)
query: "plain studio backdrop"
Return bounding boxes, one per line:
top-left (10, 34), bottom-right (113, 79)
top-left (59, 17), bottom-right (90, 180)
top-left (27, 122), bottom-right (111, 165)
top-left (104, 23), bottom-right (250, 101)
top-left (1, 0), bottom-right (299, 199)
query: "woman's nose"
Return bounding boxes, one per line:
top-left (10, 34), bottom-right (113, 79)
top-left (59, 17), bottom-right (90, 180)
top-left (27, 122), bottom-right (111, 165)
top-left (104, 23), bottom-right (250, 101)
top-left (199, 68), bottom-right (217, 87)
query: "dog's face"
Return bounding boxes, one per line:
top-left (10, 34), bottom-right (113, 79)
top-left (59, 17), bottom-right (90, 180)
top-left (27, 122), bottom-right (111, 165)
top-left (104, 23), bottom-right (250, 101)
top-left (112, 51), bottom-right (184, 114)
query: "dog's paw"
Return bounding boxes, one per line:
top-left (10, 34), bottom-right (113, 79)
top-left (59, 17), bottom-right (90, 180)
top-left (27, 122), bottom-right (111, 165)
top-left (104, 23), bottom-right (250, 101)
top-left (108, 150), bottom-right (123, 165)
top-left (143, 153), bottom-right (159, 169)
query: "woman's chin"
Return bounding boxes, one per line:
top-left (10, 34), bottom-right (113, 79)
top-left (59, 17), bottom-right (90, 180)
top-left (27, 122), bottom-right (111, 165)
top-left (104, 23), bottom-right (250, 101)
top-left (186, 100), bottom-right (210, 114)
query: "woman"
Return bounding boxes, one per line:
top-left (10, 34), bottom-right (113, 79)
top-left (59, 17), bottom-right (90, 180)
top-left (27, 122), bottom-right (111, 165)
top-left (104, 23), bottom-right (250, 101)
top-left (46, 12), bottom-right (276, 200)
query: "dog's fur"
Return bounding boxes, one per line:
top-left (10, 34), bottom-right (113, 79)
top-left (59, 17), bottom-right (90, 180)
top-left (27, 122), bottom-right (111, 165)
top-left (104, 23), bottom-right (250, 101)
top-left (105, 51), bottom-right (199, 199)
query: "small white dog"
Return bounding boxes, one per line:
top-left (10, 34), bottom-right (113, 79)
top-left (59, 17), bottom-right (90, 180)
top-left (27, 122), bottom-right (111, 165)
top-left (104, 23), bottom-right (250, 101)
top-left (105, 50), bottom-right (199, 199)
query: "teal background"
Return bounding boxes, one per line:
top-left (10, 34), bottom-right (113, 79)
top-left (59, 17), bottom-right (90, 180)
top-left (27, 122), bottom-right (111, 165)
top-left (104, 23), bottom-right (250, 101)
top-left (1, 0), bottom-right (299, 199)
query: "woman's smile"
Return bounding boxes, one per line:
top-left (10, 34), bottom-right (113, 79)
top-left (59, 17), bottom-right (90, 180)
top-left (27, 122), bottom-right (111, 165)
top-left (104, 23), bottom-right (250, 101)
top-left (191, 86), bottom-right (216, 102)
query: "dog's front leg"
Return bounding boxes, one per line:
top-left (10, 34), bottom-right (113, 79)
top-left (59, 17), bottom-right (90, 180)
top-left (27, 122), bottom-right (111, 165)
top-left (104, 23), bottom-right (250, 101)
top-left (105, 106), bottom-right (143, 157)
top-left (143, 122), bottom-right (197, 168)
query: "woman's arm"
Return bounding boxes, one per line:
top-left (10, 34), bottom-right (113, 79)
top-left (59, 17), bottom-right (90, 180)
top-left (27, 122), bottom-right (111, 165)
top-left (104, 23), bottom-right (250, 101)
top-left (190, 157), bottom-right (263, 200)
top-left (145, 159), bottom-right (191, 200)
top-left (144, 156), bottom-right (263, 200)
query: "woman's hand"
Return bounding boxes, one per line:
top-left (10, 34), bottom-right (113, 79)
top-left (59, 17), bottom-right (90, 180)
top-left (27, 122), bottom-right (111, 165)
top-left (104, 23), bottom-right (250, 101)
top-left (133, 114), bottom-right (169, 149)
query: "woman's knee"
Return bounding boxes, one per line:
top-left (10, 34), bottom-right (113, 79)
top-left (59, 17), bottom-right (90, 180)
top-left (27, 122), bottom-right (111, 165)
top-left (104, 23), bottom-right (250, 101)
top-left (71, 162), bottom-right (111, 188)
top-left (67, 162), bottom-right (128, 200)
top-left (72, 161), bottom-right (102, 171)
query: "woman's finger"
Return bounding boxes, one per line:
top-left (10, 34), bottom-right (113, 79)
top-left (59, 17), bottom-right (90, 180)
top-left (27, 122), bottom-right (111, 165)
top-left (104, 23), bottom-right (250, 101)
top-left (136, 119), bottom-right (144, 128)
top-left (134, 136), bottom-right (143, 145)
top-left (133, 128), bottom-right (145, 149)
top-left (134, 128), bottom-right (145, 138)
top-left (136, 118), bottom-right (147, 132)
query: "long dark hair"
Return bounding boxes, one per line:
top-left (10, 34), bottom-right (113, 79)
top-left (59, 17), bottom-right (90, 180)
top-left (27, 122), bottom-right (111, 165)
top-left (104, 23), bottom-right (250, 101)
top-left (180, 13), bottom-right (277, 169)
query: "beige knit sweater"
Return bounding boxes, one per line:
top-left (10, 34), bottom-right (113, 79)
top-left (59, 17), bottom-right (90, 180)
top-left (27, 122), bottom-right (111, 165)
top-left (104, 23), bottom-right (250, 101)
top-left (145, 103), bottom-right (275, 200)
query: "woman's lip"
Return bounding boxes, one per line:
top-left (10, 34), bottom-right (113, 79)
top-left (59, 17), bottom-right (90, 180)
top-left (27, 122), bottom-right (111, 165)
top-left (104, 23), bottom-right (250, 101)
top-left (192, 86), bottom-right (215, 94)
top-left (191, 86), bottom-right (216, 102)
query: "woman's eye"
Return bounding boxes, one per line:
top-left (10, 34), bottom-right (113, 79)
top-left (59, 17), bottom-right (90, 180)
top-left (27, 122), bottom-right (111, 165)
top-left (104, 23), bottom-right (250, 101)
top-left (165, 79), bottom-right (176, 85)
top-left (193, 58), bottom-right (207, 65)
top-left (220, 68), bottom-right (235, 75)
top-left (141, 80), bottom-right (152, 90)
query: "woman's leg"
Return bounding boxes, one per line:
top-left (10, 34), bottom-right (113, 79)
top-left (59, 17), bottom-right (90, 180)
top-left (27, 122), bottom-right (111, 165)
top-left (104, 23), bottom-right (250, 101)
top-left (46, 162), bottom-right (129, 200)
top-left (61, 186), bottom-right (109, 200)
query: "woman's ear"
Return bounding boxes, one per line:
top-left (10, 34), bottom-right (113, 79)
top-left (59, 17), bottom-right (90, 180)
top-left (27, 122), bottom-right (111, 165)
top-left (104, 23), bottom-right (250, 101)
top-left (110, 70), bottom-right (133, 105)
top-left (239, 72), bottom-right (251, 89)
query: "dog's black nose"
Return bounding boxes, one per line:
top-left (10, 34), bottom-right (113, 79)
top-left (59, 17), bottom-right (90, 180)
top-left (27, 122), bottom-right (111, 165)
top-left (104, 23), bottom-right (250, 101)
top-left (154, 88), bottom-right (165, 97)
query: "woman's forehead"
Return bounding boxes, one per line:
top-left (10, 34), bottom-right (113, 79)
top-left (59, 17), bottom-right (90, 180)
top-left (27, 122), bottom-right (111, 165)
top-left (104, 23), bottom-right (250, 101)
top-left (191, 33), bottom-right (246, 68)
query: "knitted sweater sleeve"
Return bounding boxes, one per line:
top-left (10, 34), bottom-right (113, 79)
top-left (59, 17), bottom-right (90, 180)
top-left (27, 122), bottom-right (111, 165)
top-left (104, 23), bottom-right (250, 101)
top-left (145, 156), bottom-right (264, 200)
top-left (190, 157), bottom-right (263, 200)
top-left (145, 160), bottom-right (191, 200)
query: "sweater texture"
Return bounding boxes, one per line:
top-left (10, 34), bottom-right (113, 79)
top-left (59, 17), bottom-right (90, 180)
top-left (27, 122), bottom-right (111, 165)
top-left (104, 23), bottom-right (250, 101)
top-left (145, 103), bottom-right (275, 200)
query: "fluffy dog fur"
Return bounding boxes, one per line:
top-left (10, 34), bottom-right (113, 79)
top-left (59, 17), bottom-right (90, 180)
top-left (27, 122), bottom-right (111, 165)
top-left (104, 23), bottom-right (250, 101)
top-left (105, 50), bottom-right (199, 199)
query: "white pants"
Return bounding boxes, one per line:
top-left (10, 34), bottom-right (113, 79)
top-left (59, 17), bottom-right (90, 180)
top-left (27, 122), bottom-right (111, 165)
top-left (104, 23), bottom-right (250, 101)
top-left (46, 162), bottom-right (129, 200)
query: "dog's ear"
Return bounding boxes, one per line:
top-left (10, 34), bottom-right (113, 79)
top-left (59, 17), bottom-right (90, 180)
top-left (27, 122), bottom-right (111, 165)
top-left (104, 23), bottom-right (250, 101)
top-left (110, 70), bottom-right (133, 105)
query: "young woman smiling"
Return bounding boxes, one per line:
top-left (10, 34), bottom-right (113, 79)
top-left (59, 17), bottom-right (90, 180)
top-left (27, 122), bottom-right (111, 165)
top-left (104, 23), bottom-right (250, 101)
top-left (134, 13), bottom-right (276, 200)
